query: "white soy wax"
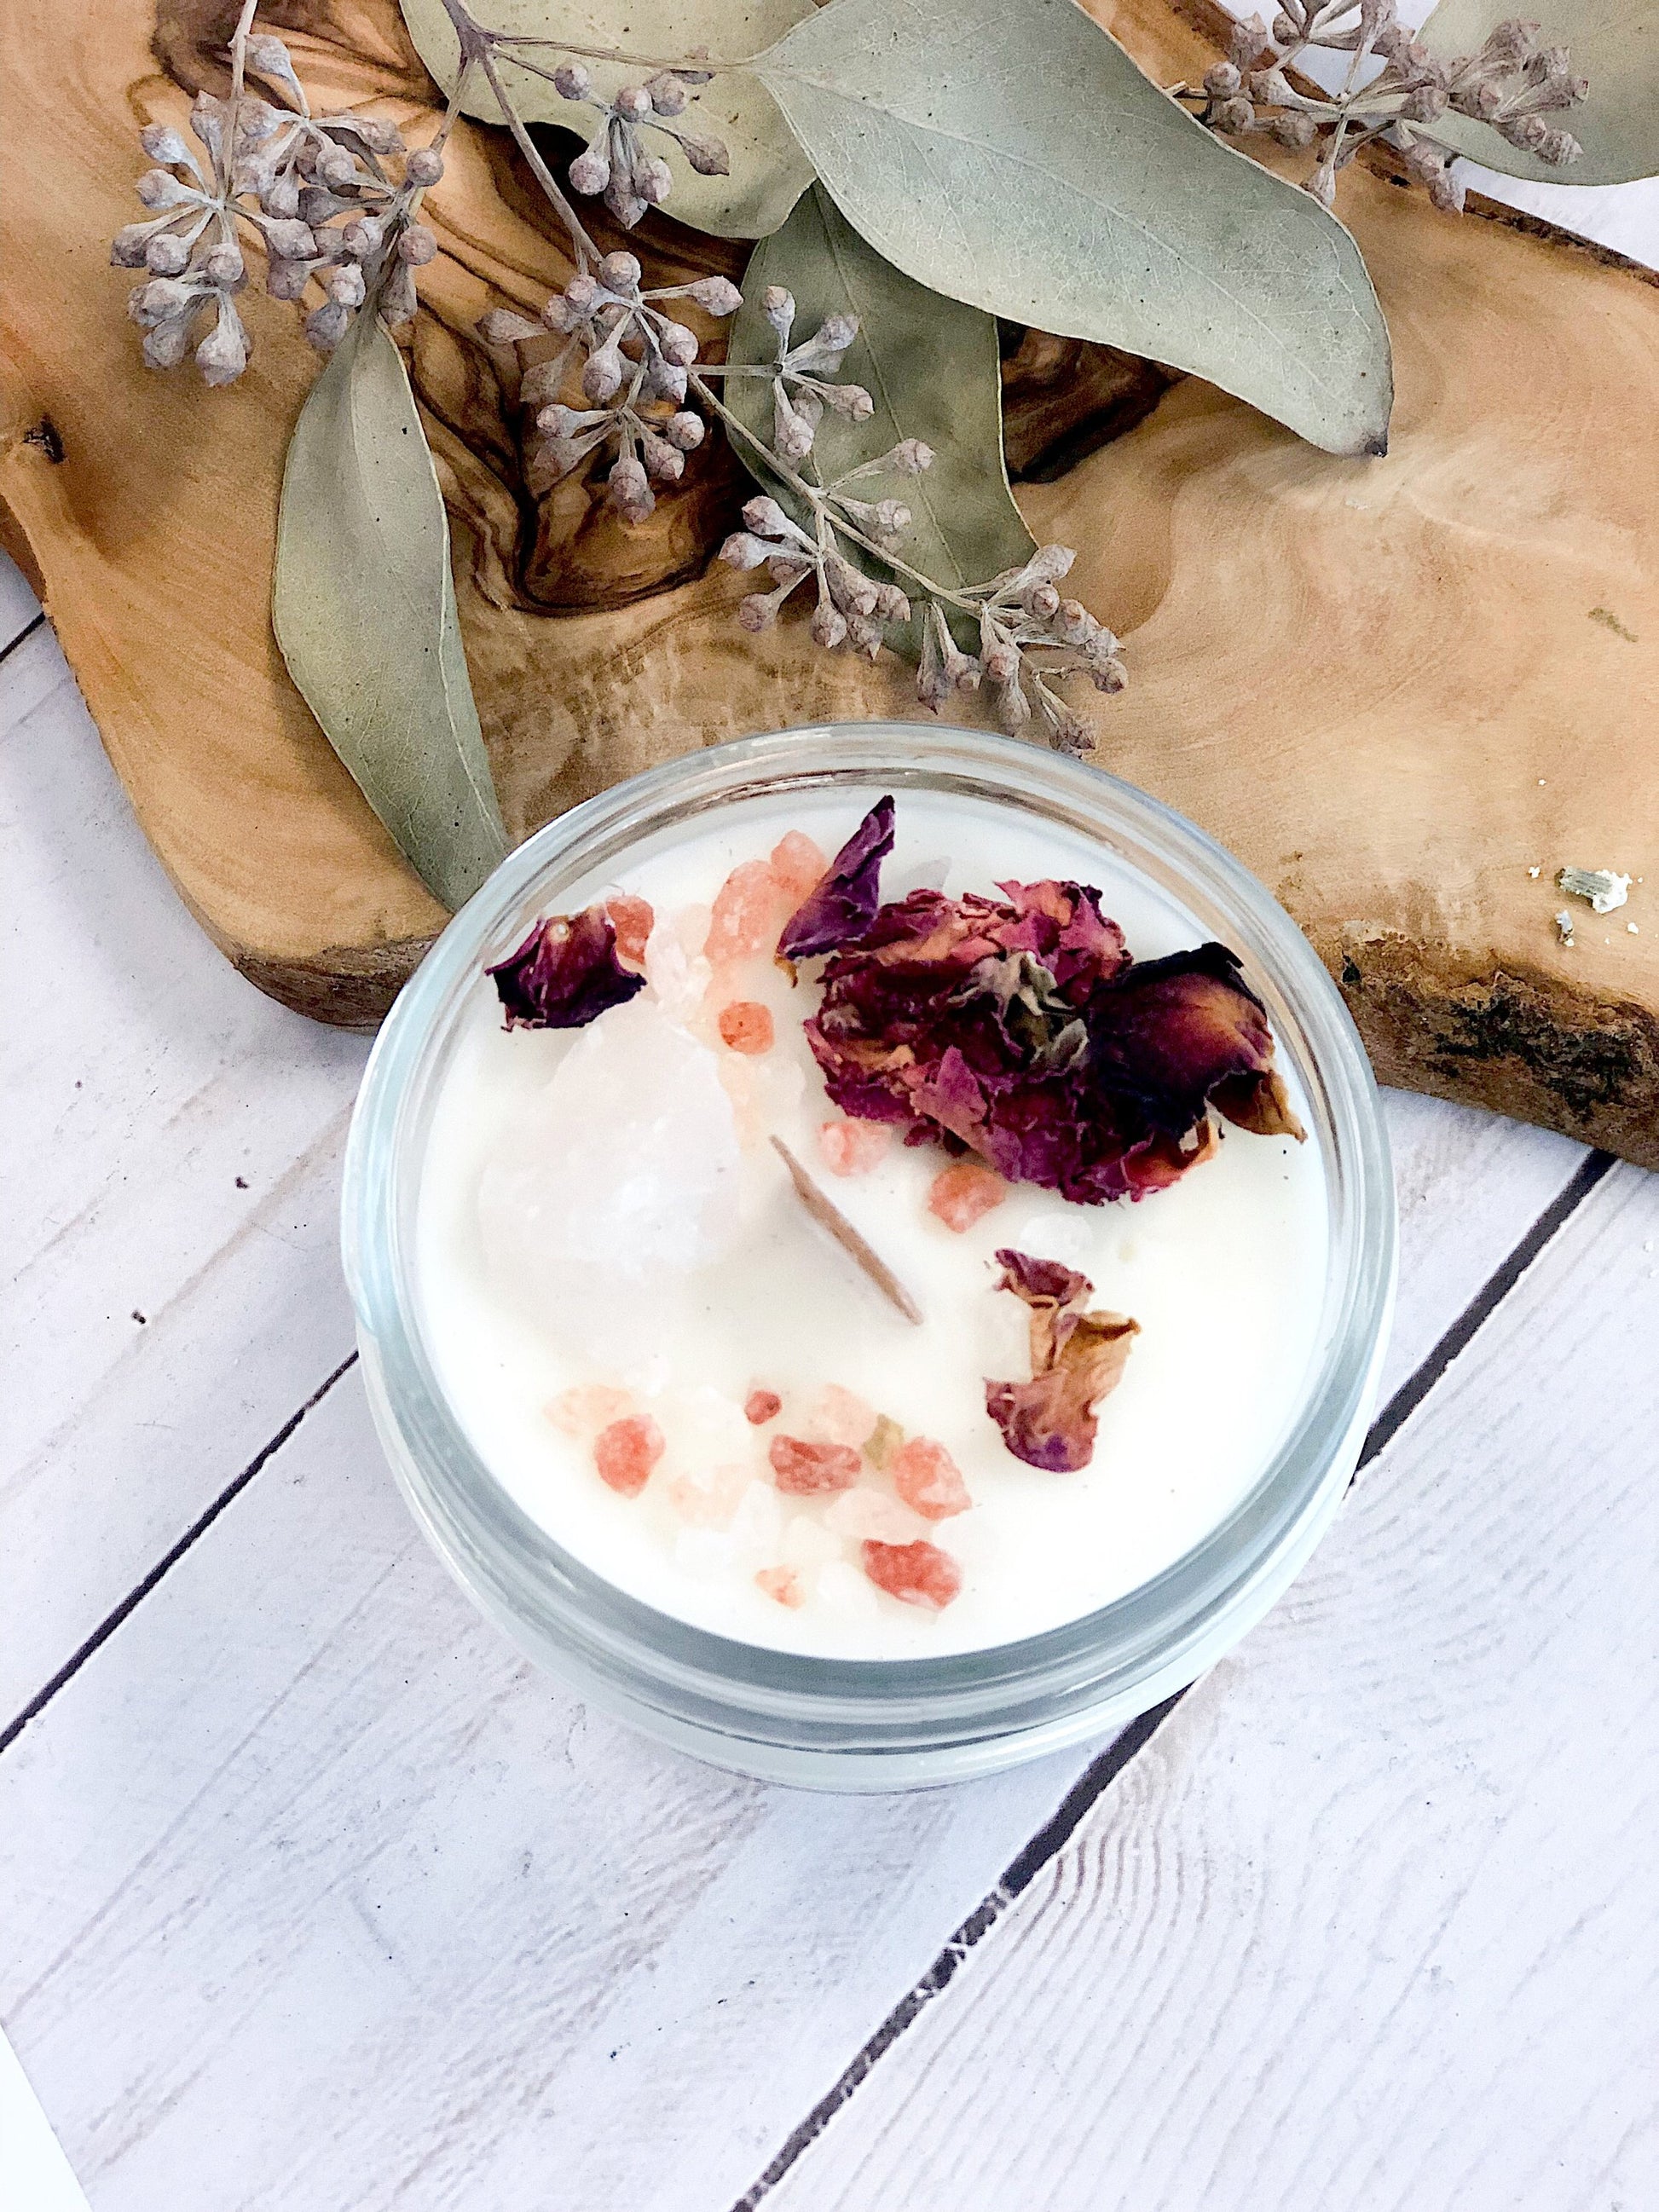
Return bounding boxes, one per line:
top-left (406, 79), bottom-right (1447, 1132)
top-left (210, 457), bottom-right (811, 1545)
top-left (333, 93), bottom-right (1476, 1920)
top-left (415, 784), bottom-right (1331, 1661)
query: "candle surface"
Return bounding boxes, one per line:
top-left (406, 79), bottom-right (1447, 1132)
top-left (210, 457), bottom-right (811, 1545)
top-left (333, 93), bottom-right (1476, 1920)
top-left (415, 786), bottom-right (1330, 1659)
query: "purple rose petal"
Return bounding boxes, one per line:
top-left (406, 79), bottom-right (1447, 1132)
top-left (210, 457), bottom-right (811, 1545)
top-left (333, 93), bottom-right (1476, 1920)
top-left (777, 795), bottom-right (896, 961)
top-left (487, 904), bottom-right (645, 1031)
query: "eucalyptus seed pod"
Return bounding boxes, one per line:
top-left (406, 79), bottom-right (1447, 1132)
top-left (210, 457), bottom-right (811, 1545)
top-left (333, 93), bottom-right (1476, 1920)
top-left (195, 299), bottom-right (249, 385)
top-left (130, 275), bottom-right (197, 326)
top-left (145, 232), bottom-right (192, 275)
top-left (568, 146), bottom-right (610, 195)
top-left (263, 218), bottom-right (319, 262)
top-left (113, 223), bottom-right (163, 267)
top-left (140, 123), bottom-right (198, 170)
top-left (646, 72), bottom-right (689, 115)
top-left (888, 439), bottom-right (934, 476)
top-left (1052, 599), bottom-right (1099, 647)
top-left (305, 300), bottom-right (350, 352)
top-left (477, 307), bottom-right (541, 344)
top-left (315, 143), bottom-right (358, 191)
top-left (261, 170), bottom-right (302, 220)
top-left (379, 258), bottom-right (419, 326)
top-left (598, 251), bottom-right (641, 292)
top-left (656, 320), bottom-right (699, 367)
top-left (824, 554), bottom-right (879, 619)
top-left (639, 430), bottom-right (685, 482)
top-left (582, 334), bottom-right (627, 403)
top-left (663, 409), bottom-right (704, 451)
top-left (340, 217), bottom-right (384, 262)
top-left (720, 532), bottom-right (772, 571)
top-left (615, 85), bottom-right (654, 123)
top-left (1204, 61), bottom-right (1244, 95)
top-left (136, 169), bottom-right (193, 209)
top-left (265, 253), bottom-right (314, 301)
top-left (633, 155), bottom-right (674, 205)
top-left (685, 275), bottom-right (743, 316)
top-left (644, 358), bottom-right (688, 404)
top-left (405, 147), bottom-right (445, 188)
top-left (995, 670), bottom-right (1032, 735)
top-left (203, 243), bottom-right (246, 289)
top-left (812, 598), bottom-right (850, 653)
top-left (397, 223), bottom-right (438, 265)
top-left (142, 316), bottom-right (196, 370)
top-left (1024, 580), bottom-right (1061, 620)
top-left (760, 286), bottom-right (795, 347)
top-left (676, 132), bottom-right (731, 176)
top-left (553, 61), bottom-right (591, 100)
top-left (738, 591), bottom-right (780, 632)
top-left (742, 496), bottom-right (792, 537)
top-left (772, 382), bottom-right (817, 460)
top-left (608, 453), bottom-right (655, 522)
top-left (327, 262), bottom-right (367, 308)
top-left (1271, 111), bottom-right (1317, 147)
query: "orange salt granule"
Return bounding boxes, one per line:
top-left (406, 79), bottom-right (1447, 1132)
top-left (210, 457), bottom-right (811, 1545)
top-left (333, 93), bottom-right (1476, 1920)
top-left (890, 1436), bottom-right (972, 1522)
top-left (861, 1538), bottom-right (962, 1611)
top-left (755, 1565), bottom-right (806, 1608)
top-left (546, 1383), bottom-right (634, 1437)
top-left (770, 830), bottom-right (828, 906)
top-left (744, 1389), bottom-right (783, 1426)
top-left (593, 1415), bottom-right (665, 1499)
top-left (769, 1434), bottom-right (862, 1497)
top-left (706, 859), bottom-right (783, 965)
top-left (817, 1118), bottom-right (893, 1176)
top-left (605, 893), bottom-right (655, 972)
top-left (717, 1000), bottom-right (775, 1054)
top-left (927, 1160), bottom-right (1007, 1233)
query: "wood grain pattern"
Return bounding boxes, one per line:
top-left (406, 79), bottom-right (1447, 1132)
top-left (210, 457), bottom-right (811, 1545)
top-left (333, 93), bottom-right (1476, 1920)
top-left (767, 1164), bottom-right (1659, 2212)
top-left (0, 0), bottom-right (1656, 1169)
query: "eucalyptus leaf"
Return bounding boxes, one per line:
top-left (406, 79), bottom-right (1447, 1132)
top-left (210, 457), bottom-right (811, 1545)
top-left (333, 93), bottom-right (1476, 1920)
top-left (726, 185), bottom-right (1034, 648)
top-left (1419, 0), bottom-right (1659, 187)
top-left (397, 0), bottom-right (817, 238)
top-left (751, 0), bottom-right (1391, 456)
top-left (274, 312), bottom-right (508, 912)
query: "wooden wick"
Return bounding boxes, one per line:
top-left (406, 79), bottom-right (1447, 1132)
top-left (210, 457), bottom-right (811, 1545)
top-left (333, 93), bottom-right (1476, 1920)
top-left (770, 1137), bottom-right (924, 1327)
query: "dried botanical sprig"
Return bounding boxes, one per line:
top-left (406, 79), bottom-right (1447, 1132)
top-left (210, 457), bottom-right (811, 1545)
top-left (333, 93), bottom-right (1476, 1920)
top-left (1176, 3), bottom-right (1586, 211)
top-left (543, 54), bottom-right (729, 229)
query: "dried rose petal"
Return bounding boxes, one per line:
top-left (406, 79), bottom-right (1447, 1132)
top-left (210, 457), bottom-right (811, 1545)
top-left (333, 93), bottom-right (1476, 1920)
top-left (707, 859), bottom-right (784, 965)
top-left (817, 1118), bottom-right (893, 1176)
top-left (546, 1383), bottom-right (633, 1437)
top-left (488, 904), bottom-right (646, 1031)
top-left (593, 1414), bottom-right (665, 1497)
top-left (605, 893), bottom-right (655, 972)
top-left (769, 1434), bottom-right (862, 1496)
top-left (890, 1436), bottom-right (971, 1521)
top-left (744, 1388), bottom-right (783, 1426)
top-left (985, 1248), bottom-right (1139, 1472)
top-left (860, 1538), bottom-right (962, 1610)
top-left (927, 1160), bottom-right (1007, 1233)
top-left (1087, 944), bottom-right (1294, 1140)
top-left (770, 830), bottom-right (829, 905)
top-left (755, 1564), bottom-right (805, 1608)
top-left (718, 999), bottom-right (775, 1054)
top-left (777, 795), bottom-right (895, 961)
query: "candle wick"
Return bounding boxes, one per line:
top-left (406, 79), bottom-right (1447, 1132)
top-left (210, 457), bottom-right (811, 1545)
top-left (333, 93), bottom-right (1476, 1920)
top-left (770, 1137), bottom-right (924, 1327)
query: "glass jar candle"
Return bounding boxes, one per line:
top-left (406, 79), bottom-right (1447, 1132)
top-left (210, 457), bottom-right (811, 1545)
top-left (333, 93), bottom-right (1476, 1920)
top-left (342, 723), bottom-right (1395, 1790)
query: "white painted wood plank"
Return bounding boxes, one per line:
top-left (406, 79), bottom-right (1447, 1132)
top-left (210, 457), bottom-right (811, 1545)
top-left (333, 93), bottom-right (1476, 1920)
top-left (0, 627), bottom-right (367, 1719)
top-left (767, 1164), bottom-right (1659, 2212)
top-left (0, 550), bottom-right (42, 652)
top-left (0, 1124), bottom-right (1593, 2211)
top-left (0, 2030), bottom-right (92, 2212)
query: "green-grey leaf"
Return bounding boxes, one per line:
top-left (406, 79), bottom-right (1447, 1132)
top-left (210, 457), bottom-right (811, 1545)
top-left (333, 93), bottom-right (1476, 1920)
top-left (752, 0), bottom-right (1392, 455)
top-left (397, 0), bottom-right (817, 238)
top-left (1419, 0), bottom-right (1659, 187)
top-left (274, 312), bottom-right (508, 912)
top-left (725, 184), bottom-right (1033, 648)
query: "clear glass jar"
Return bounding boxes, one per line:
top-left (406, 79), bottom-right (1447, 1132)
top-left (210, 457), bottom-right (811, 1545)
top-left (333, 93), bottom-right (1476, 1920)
top-left (342, 723), bottom-right (1395, 1791)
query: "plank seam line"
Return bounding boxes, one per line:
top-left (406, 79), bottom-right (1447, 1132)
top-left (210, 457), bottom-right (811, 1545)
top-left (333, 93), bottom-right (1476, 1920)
top-left (0, 610), bottom-right (46, 668)
top-left (727, 1144), bottom-right (1616, 2212)
top-left (0, 1351), bottom-right (359, 1759)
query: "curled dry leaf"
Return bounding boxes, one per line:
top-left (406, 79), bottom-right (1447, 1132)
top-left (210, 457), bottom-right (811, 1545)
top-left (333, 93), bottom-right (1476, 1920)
top-left (273, 312), bottom-right (508, 911)
top-left (751, 0), bottom-right (1393, 454)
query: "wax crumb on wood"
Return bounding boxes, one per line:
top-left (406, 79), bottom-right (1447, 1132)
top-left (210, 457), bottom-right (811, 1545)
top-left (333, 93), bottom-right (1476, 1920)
top-left (1555, 910), bottom-right (1575, 947)
top-left (594, 1415), bottom-right (665, 1498)
top-left (1527, 866), bottom-right (1540, 880)
top-left (717, 1000), bottom-right (775, 1054)
top-left (744, 1388), bottom-right (782, 1425)
top-left (1557, 865), bottom-right (1631, 915)
top-left (754, 1565), bottom-right (806, 1608)
top-left (928, 1161), bottom-right (1008, 1233)
top-left (817, 1118), bottom-right (893, 1176)
top-left (769, 1434), bottom-right (862, 1495)
top-left (861, 1538), bottom-right (962, 1611)
top-left (547, 1383), bottom-right (634, 1436)
top-left (891, 1436), bottom-right (972, 1522)
top-left (605, 894), bottom-right (655, 972)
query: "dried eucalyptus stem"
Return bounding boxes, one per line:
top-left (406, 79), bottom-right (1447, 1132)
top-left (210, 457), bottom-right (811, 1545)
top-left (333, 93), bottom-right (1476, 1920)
top-left (1176, 2), bottom-right (1586, 211)
top-left (113, 0), bottom-right (1125, 752)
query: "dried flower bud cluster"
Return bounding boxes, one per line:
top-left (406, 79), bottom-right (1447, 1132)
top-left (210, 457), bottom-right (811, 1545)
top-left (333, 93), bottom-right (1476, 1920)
top-left (113, 22), bottom-right (448, 382)
top-left (1187, 3), bottom-right (1584, 212)
top-left (551, 53), bottom-right (728, 228)
top-left (478, 254), bottom-right (743, 520)
top-left (922, 548), bottom-right (1126, 754)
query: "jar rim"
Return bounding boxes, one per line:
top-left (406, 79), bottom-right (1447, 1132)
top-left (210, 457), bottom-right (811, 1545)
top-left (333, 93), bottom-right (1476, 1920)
top-left (343, 723), bottom-right (1395, 1772)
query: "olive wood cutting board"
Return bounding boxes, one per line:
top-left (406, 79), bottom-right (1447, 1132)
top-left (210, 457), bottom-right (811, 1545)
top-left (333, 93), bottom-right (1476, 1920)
top-left (3, 0), bottom-right (1657, 1164)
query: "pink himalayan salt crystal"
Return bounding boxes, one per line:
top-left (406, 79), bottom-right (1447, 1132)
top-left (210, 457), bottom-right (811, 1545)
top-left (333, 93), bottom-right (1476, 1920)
top-left (706, 859), bottom-right (786, 965)
top-left (755, 1565), bottom-right (806, 1608)
top-left (744, 1388), bottom-right (783, 1425)
top-left (862, 1538), bottom-right (962, 1611)
top-left (546, 1383), bottom-right (633, 1437)
top-left (668, 1461), bottom-right (748, 1528)
top-left (817, 1118), bottom-right (893, 1177)
top-left (593, 1414), bottom-right (665, 1499)
top-left (890, 1435), bottom-right (972, 1522)
top-left (605, 894), bottom-right (654, 972)
top-left (770, 830), bottom-right (829, 906)
top-left (769, 1434), bottom-right (862, 1497)
top-left (806, 1383), bottom-right (876, 1450)
top-left (717, 1000), bottom-right (775, 1054)
top-left (928, 1160), bottom-right (1008, 1233)
top-left (825, 1487), bottom-right (925, 1545)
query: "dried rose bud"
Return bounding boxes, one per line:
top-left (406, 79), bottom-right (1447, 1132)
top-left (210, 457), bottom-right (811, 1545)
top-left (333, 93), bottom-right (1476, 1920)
top-left (677, 132), bottom-right (731, 176)
top-left (398, 222), bottom-right (437, 265)
top-left (663, 410), bottom-right (704, 451)
top-left (777, 794), bottom-right (893, 960)
top-left (568, 145), bottom-right (610, 195)
top-left (406, 147), bottom-right (444, 187)
top-left (685, 274), bottom-right (743, 316)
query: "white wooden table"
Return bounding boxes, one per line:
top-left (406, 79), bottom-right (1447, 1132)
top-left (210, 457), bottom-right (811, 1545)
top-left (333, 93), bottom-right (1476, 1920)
top-left (6, 188), bottom-right (1659, 2200)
